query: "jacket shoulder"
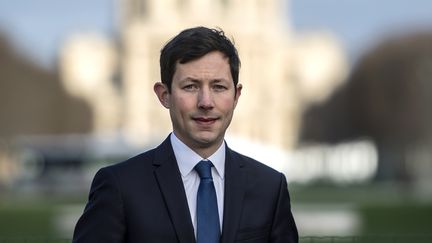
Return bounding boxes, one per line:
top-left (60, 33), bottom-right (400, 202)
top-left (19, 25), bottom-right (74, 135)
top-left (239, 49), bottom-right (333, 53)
top-left (107, 148), bottom-right (156, 172)
top-left (103, 137), bottom-right (173, 175)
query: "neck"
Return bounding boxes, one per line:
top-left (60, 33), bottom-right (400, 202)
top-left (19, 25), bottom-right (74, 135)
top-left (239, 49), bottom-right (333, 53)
top-left (172, 132), bottom-right (224, 159)
top-left (192, 145), bottom-right (221, 159)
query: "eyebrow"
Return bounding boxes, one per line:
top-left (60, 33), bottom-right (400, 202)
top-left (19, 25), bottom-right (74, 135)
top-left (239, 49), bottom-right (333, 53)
top-left (179, 78), bottom-right (200, 84)
top-left (180, 77), bottom-right (230, 84)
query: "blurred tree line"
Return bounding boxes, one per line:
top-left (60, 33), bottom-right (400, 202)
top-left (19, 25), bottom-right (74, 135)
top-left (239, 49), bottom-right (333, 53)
top-left (0, 32), bottom-right (92, 139)
top-left (300, 31), bottom-right (432, 183)
top-left (2, 28), bottom-right (432, 184)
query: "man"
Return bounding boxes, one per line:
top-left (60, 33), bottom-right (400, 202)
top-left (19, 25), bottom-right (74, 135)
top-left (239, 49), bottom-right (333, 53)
top-left (73, 26), bottom-right (298, 243)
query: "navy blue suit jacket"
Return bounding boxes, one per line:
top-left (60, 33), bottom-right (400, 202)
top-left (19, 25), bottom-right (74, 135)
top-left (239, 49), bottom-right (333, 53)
top-left (73, 137), bottom-right (298, 242)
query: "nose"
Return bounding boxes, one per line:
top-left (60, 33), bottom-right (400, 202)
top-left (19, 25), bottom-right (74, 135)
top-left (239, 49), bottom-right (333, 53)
top-left (197, 87), bottom-right (214, 110)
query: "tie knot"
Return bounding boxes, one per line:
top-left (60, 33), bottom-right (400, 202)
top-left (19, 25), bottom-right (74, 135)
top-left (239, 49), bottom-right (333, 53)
top-left (195, 160), bottom-right (213, 179)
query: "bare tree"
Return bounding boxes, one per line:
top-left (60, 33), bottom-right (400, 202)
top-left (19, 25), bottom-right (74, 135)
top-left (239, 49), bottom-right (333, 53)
top-left (0, 32), bottom-right (93, 139)
top-left (299, 31), bottom-right (432, 182)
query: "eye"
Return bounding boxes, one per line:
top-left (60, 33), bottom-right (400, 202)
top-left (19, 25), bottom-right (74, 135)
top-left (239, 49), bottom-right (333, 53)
top-left (183, 84), bottom-right (198, 91)
top-left (213, 84), bottom-right (228, 92)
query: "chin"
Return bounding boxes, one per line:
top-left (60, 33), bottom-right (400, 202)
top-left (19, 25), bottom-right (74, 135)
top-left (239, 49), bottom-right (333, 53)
top-left (194, 135), bottom-right (219, 146)
top-left (195, 137), bottom-right (216, 145)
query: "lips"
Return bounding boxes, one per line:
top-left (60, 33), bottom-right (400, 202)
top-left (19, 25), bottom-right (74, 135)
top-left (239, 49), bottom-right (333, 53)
top-left (192, 116), bottom-right (218, 125)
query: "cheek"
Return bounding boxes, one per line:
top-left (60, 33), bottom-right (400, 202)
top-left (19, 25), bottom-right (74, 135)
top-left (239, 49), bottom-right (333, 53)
top-left (219, 97), bottom-right (237, 111)
top-left (172, 95), bottom-right (195, 114)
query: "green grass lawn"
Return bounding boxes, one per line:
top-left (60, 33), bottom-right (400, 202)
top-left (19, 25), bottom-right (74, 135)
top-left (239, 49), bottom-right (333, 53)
top-left (0, 183), bottom-right (431, 242)
top-left (0, 201), bottom-right (58, 238)
top-left (292, 183), bottom-right (432, 237)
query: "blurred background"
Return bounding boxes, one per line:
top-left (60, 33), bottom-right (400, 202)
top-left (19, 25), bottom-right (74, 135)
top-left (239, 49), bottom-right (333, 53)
top-left (1, 0), bottom-right (432, 241)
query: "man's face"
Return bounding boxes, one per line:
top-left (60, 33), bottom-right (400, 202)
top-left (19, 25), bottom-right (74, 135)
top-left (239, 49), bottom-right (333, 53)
top-left (155, 51), bottom-right (242, 156)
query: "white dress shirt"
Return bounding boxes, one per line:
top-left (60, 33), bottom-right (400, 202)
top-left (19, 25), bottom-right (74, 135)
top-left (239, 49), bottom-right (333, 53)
top-left (170, 133), bottom-right (225, 235)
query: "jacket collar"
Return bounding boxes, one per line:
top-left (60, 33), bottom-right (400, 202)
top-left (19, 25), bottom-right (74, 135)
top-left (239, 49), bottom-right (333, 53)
top-left (152, 137), bottom-right (247, 243)
top-left (153, 136), bottom-right (196, 243)
top-left (221, 145), bottom-right (247, 243)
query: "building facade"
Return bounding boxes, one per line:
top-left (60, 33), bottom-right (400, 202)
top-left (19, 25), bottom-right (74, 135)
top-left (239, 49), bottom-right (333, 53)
top-left (60, 0), bottom-right (348, 150)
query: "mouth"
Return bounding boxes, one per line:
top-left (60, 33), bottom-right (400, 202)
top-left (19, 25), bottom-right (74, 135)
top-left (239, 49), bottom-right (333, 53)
top-left (192, 116), bottom-right (219, 125)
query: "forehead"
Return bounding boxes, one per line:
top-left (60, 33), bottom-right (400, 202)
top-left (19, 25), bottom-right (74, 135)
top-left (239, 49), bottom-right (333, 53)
top-left (173, 51), bottom-right (232, 82)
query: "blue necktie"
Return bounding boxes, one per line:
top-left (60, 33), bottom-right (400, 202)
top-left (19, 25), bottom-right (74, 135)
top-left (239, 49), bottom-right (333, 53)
top-left (195, 160), bottom-right (221, 243)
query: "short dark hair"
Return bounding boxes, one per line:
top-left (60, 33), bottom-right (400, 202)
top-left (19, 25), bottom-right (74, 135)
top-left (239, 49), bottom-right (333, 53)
top-left (160, 26), bottom-right (240, 92)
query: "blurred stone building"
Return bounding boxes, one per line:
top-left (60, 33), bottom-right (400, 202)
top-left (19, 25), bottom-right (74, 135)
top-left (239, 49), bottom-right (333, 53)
top-left (59, 0), bottom-right (348, 150)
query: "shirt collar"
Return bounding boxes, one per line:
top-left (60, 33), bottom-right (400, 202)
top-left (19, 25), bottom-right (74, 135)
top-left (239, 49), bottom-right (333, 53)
top-left (170, 133), bottom-right (225, 179)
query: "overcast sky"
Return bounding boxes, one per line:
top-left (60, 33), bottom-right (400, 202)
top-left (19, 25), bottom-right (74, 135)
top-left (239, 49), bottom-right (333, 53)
top-left (291, 0), bottom-right (432, 62)
top-left (0, 0), bottom-right (432, 68)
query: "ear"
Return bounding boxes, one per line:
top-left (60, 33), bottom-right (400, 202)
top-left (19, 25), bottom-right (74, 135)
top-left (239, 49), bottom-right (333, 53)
top-left (154, 82), bottom-right (170, 108)
top-left (234, 83), bottom-right (242, 107)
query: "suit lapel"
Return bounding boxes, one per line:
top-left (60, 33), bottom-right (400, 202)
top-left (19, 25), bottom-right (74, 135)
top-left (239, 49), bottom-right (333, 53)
top-left (221, 146), bottom-right (247, 243)
top-left (153, 138), bottom-right (196, 243)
